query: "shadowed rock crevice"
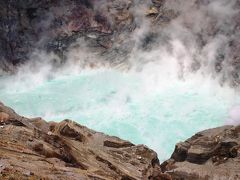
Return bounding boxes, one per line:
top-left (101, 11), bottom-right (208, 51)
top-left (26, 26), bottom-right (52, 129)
top-left (103, 140), bottom-right (134, 148)
top-left (59, 123), bottom-right (86, 142)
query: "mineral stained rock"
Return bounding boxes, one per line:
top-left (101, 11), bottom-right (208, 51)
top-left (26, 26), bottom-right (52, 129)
top-left (162, 126), bottom-right (240, 180)
top-left (0, 101), bottom-right (171, 180)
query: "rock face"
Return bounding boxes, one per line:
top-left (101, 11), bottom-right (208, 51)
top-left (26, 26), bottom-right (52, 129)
top-left (162, 126), bottom-right (240, 180)
top-left (0, 102), bottom-right (240, 179)
top-left (0, 0), bottom-right (143, 71)
top-left (0, 101), bottom-right (171, 180)
top-left (1, 0), bottom-right (240, 87)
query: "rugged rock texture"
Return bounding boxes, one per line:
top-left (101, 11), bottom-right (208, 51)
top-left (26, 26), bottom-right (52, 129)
top-left (0, 0), bottom-right (123, 71)
top-left (162, 126), bottom-right (240, 180)
top-left (0, 102), bottom-right (240, 179)
top-left (0, 0), bottom-right (146, 70)
top-left (1, 0), bottom-right (240, 85)
top-left (0, 101), bottom-right (172, 179)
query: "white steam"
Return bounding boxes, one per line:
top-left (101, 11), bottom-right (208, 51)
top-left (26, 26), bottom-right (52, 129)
top-left (0, 0), bottom-right (240, 127)
top-left (226, 106), bottom-right (240, 125)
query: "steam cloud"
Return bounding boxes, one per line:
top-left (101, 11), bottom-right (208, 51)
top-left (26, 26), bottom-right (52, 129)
top-left (0, 1), bottom-right (239, 160)
top-left (129, 0), bottom-right (240, 84)
top-left (0, 0), bottom-right (240, 124)
top-left (4, 0), bottom-right (238, 85)
top-left (226, 106), bottom-right (240, 125)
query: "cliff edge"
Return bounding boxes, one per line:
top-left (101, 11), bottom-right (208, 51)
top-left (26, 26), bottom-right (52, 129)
top-left (0, 102), bottom-right (170, 180)
top-left (0, 101), bottom-right (239, 179)
top-left (162, 125), bottom-right (240, 179)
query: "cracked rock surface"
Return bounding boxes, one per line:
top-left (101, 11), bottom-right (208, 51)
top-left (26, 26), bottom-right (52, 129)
top-left (0, 101), bottom-right (170, 180)
top-left (0, 101), bottom-right (240, 179)
top-left (161, 126), bottom-right (240, 180)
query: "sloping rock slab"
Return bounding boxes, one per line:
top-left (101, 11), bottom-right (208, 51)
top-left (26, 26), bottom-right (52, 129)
top-left (0, 102), bottom-right (170, 180)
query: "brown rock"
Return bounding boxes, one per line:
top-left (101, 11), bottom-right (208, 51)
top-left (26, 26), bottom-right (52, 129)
top-left (0, 102), bottom-right (162, 180)
top-left (103, 139), bottom-right (134, 148)
top-left (162, 126), bottom-right (240, 179)
top-left (0, 112), bottom-right (9, 122)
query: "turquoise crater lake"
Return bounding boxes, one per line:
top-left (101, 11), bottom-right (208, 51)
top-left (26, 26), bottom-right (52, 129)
top-left (0, 69), bottom-right (239, 161)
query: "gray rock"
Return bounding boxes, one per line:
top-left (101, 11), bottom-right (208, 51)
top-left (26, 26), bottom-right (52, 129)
top-left (162, 126), bottom-right (240, 179)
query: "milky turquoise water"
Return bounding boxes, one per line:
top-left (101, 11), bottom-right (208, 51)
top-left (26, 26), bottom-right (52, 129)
top-left (0, 69), bottom-right (239, 161)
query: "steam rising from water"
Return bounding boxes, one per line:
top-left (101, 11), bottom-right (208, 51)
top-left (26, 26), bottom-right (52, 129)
top-left (0, 0), bottom-right (240, 160)
top-left (0, 67), bottom-right (239, 160)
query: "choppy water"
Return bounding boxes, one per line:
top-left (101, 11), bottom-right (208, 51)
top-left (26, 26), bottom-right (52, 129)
top-left (0, 68), bottom-right (239, 161)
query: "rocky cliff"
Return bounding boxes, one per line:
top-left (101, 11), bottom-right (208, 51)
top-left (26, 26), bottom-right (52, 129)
top-left (0, 101), bottom-right (171, 180)
top-left (162, 126), bottom-right (240, 179)
top-left (0, 102), bottom-right (240, 179)
top-left (0, 0), bottom-right (240, 179)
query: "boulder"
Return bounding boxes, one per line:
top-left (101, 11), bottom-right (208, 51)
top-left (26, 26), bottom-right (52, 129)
top-left (162, 126), bottom-right (240, 179)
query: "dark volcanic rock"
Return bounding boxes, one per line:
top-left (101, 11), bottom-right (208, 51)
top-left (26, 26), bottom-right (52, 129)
top-left (0, 101), bottom-right (171, 180)
top-left (0, 0), bottom-right (136, 70)
top-left (161, 126), bottom-right (240, 180)
top-left (1, 0), bottom-right (240, 86)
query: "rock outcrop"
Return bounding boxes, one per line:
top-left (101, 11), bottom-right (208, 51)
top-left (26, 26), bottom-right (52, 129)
top-left (0, 101), bottom-right (171, 179)
top-left (0, 101), bottom-right (240, 179)
top-left (162, 126), bottom-right (240, 180)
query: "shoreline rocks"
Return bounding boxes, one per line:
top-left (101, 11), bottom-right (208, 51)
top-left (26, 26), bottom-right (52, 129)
top-left (0, 102), bottom-right (239, 179)
top-left (161, 126), bottom-right (240, 179)
top-left (0, 102), bottom-right (171, 179)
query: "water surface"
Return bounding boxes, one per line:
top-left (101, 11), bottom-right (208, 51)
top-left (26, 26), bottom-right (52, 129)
top-left (0, 69), bottom-right (238, 160)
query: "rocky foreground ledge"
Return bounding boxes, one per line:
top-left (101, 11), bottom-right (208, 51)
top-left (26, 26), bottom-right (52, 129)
top-left (0, 102), bottom-right (239, 180)
top-left (162, 125), bottom-right (240, 180)
top-left (0, 102), bottom-right (170, 180)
